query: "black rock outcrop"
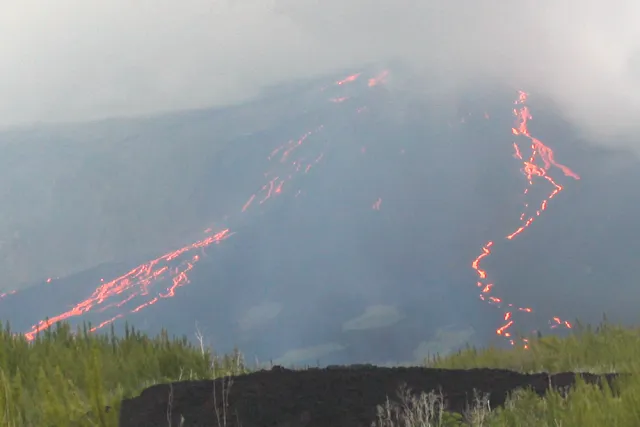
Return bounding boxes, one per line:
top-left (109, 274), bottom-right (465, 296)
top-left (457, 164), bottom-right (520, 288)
top-left (118, 366), bottom-right (622, 427)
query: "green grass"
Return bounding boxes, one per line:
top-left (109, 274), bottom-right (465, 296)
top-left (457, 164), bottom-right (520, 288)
top-left (378, 322), bottom-right (640, 426)
top-left (0, 321), bottom-right (248, 426)
top-left (1, 320), bottom-right (640, 426)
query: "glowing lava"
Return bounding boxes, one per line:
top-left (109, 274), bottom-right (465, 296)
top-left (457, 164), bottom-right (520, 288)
top-left (0, 290), bottom-right (16, 300)
top-left (471, 90), bottom-right (580, 347)
top-left (336, 73), bottom-right (361, 85)
top-left (17, 71), bottom-right (388, 341)
top-left (24, 229), bottom-right (233, 340)
top-left (368, 70), bottom-right (389, 87)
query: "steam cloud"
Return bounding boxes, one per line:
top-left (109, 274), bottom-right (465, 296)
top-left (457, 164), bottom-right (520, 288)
top-left (1, 0), bottom-right (639, 148)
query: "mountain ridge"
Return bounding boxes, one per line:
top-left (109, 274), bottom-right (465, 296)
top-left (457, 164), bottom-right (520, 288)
top-left (2, 68), bottom-right (640, 365)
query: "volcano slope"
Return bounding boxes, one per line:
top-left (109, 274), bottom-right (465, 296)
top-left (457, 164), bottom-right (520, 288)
top-left (0, 76), bottom-right (335, 288)
top-left (2, 69), bottom-right (640, 367)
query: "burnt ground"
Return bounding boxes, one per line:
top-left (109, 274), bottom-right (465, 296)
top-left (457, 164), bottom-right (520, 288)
top-left (118, 365), bottom-right (622, 427)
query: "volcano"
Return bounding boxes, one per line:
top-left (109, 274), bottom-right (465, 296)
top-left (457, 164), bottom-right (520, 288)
top-left (1, 67), bottom-right (640, 366)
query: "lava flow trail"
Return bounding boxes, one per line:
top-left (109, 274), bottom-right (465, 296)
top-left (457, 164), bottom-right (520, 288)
top-left (471, 91), bottom-right (581, 347)
top-left (16, 71), bottom-right (376, 341)
top-left (0, 290), bottom-right (16, 301)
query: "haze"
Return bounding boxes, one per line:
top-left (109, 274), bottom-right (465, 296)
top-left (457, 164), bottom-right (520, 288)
top-left (1, 0), bottom-right (639, 148)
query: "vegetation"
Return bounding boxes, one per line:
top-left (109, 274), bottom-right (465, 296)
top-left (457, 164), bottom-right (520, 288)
top-left (378, 322), bottom-right (640, 427)
top-left (1, 320), bottom-right (640, 426)
top-left (0, 321), bottom-right (248, 426)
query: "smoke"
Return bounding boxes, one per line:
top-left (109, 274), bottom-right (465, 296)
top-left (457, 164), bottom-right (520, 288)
top-left (1, 0), bottom-right (639, 149)
top-left (274, 0), bottom-right (640, 146)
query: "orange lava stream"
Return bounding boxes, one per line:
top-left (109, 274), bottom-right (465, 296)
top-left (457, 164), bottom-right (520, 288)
top-left (336, 73), bottom-right (361, 85)
top-left (17, 71), bottom-right (386, 341)
top-left (368, 70), bottom-right (389, 87)
top-left (471, 90), bottom-right (580, 348)
top-left (25, 229), bottom-right (233, 341)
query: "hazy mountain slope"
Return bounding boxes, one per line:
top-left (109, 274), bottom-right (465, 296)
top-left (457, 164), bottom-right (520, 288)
top-left (1, 69), bottom-right (639, 365)
top-left (0, 77), bottom-right (334, 288)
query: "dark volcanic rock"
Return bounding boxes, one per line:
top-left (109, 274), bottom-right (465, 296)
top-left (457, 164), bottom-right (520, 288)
top-left (118, 366), bottom-right (622, 427)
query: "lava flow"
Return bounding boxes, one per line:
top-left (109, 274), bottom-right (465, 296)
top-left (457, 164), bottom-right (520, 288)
top-left (17, 70), bottom-right (383, 341)
top-left (0, 290), bottom-right (16, 301)
top-left (471, 90), bottom-right (580, 347)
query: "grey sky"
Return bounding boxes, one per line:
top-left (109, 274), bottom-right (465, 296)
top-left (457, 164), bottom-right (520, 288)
top-left (1, 0), bottom-right (639, 148)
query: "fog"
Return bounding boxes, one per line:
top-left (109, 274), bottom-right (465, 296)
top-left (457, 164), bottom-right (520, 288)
top-left (1, 0), bottom-right (639, 148)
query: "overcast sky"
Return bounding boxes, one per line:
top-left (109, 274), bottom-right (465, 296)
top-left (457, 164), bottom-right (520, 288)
top-left (1, 0), bottom-right (639, 148)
